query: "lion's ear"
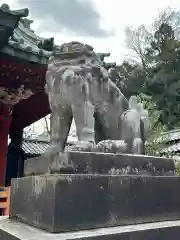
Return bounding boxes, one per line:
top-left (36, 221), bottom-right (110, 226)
top-left (85, 44), bottom-right (94, 51)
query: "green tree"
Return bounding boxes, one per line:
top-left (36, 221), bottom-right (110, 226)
top-left (125, 8), bottom-right (180, 129)
top-left (125, 24), bottom-right (153, 74)
top-left (125, 7), bottom-right (180, 68)
top-left (145, 22), bottom-right (180, 128)
top-left (109, 61), bottom-right (146, 98)
top-left (137, 93), bottom-right (167, 156)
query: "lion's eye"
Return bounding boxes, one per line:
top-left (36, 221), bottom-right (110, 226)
top-left (78, 59), bottom-right (85, 64)
top-left (92, 73), bottom-right (96, 77)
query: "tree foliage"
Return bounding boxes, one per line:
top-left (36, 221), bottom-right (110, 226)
top-left (137, 93), bottom-right (167, 156)
top-left (146, 20), bottom-right (180, 128)
top-left (112, 8), bottom-right (180, 130)
top-left (109, 61), bottom-right (145, 98)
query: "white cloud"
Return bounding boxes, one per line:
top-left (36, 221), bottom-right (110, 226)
top-left (3, 0), bottom-right (180, 63)
top-left (28, 0), bottom-right (180, 63)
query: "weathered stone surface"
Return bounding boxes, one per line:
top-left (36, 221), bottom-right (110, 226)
top-left (1, 216), bottom-right (180, 240)
top-left (24, 151), bottom-right (176, 176)
top-left (10, 174), bottom-right (180, 233)
top-left (44, 41), bottom-right (151, 174)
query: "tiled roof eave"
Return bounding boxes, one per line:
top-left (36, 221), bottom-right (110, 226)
top-left (2, 44), bottom-right (50, 65)
top-left (8, 40), bottom-right (51, 56)
top-left (1, 9), bottom-right (53, 63)
top-left (160, 143), bottom-right (180, 154)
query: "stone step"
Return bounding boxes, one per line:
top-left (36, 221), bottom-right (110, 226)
top-left (10, 174), bottom-right (180, 233)
top-left (24, 151), bottom-right (176, 176)
top-left (1, 216), bottom-right (180, 240)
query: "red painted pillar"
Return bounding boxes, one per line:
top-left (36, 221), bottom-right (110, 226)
top-left (0, 104), bottom-right (12, 186)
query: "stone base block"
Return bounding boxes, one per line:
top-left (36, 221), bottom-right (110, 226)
top-left (10, 174), bottom-right (180, 233)
top-left (1, 217), bottom-right (180, 240)
top-left (24, 151), bottom-right (176, 176)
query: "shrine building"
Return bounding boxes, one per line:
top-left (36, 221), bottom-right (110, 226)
top-left (0, 4), bottom-right (53, 186)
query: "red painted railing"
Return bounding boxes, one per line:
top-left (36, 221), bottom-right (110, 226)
top-left (0, 186), bottom-right (10, 215)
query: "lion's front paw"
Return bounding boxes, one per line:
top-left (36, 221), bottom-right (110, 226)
top-left (48, 151), bottom-right (74, 174)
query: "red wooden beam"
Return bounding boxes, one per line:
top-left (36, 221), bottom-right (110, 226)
top-left (10, 91), bottom-right (50, 130)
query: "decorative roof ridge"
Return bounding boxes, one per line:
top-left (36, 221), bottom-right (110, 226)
top-left (97, 52), bottom-right (110, 57)
top-left (0, 3), bottom-right (29, 17)
top-left (19, 18), bottom-right (34, 31)
top-left (11, 22), bottom-right (52, 57)
top-left (13, 19), bottom-right (54, 54)
top-left (17, 20), bottom-right (43, 43)
top-left (96, 52), bottom-right (111, 61)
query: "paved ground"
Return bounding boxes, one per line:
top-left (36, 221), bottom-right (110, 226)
top-left (1, 216), bottom-right (180, 240)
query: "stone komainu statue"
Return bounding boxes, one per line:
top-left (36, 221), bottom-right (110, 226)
top-left (45, 41), bottom-right (151, 172)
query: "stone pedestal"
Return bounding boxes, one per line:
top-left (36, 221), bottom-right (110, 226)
top-left (24, 151), bottom-right (176, 176)
top-left (2, 151), bottom-right (180, 239)
top-left (10, 174), bottom-right (180, 233)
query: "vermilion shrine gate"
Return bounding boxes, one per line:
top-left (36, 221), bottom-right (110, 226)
top-left (0, 4), bottom-right (52, 186)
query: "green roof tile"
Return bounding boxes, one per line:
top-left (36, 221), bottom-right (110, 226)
top-left (1, 5), bottom-right (53, 64)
